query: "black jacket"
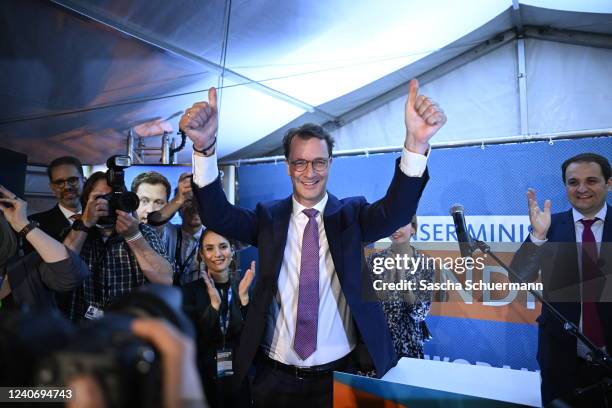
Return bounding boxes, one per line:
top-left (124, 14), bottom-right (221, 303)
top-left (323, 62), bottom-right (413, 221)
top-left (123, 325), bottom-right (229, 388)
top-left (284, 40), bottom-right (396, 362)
top-left (510, 205), bottom-right (612, 405)
top-left (4, 249), bottom-right (89, 310)
top-left (181, 277), bottom-right (247, 379)
top-left (194, 159), bottom-right (428, 385)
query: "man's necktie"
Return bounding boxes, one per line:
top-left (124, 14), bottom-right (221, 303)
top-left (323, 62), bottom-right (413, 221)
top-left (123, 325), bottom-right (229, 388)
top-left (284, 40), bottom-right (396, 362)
top-left (580, 218), bottom-right (606, 347)
top-left (294, 208), bottom-right (320, 360)
top-left (61, 213), bottom-right (82, 238)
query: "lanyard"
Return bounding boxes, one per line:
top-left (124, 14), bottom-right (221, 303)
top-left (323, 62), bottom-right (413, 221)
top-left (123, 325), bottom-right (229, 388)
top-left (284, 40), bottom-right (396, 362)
top-left (219, 285), bottom-right (233, 349)
top-left (175, 231), bottom-right (198, 279)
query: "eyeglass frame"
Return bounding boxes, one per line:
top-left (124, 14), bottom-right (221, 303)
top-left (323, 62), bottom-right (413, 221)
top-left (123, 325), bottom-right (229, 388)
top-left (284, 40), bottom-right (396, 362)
top-left (50, 176), bottom-right (82, 188)
top-left (288, 157), bottom-right (331, 172)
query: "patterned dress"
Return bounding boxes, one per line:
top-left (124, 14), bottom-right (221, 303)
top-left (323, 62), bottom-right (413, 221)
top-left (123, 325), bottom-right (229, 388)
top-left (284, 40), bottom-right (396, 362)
top-left (366, 242), bottom-right (434, 360)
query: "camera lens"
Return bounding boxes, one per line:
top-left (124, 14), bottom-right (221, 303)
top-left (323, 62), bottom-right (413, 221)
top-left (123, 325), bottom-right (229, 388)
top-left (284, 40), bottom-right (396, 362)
top-left (117, 192), bottom-right (140, 213)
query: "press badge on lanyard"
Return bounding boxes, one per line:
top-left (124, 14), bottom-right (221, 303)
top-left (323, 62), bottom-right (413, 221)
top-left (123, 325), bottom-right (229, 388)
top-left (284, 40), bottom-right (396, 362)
top-left (85, 305), bottom-right (104, 320)
top-left (216, 286), bottom-right (234, 378)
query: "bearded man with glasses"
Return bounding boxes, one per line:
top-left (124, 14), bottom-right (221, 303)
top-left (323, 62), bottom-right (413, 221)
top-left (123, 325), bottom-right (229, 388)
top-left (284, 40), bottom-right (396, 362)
top-left (24, 156), bottom-right (85, 315)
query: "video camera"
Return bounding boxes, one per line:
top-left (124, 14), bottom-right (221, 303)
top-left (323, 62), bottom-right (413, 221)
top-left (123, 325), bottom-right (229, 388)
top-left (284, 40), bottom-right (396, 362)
top-left (98, 155), bottom-right (140, 226)
top-left (0, 285), bottom-right (194, 408)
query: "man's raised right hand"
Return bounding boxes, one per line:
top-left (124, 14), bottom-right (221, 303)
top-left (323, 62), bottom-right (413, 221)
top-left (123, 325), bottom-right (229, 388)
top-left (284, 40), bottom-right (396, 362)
top-left (179, 87), bottom-right (218, 154)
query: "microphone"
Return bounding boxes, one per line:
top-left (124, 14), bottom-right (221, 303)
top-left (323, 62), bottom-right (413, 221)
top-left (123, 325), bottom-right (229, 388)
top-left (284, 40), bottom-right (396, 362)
top-left (450, 204), bottom-right (475, 257)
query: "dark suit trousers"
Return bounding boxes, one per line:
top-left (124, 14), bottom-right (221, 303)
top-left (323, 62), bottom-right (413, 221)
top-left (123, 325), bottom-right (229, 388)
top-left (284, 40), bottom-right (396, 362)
top-left (250, 355), bottom-right (354, 408)
top-left (251, 364), bottom-right (332, 408)
top-left (548, 357), bottom-right (612, 407)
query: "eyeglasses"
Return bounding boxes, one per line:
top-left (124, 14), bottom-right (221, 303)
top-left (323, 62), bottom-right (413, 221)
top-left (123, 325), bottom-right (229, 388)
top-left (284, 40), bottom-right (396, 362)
top-left (289, 158), bottom-right (330, 172)
top-left (51, 176), bottom-right (81, 188)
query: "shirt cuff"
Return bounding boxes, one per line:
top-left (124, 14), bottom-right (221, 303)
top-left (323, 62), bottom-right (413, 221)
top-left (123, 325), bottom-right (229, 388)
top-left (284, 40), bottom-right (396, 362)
top-left (192, 151), bottom-right (219, 188)
top-left (399, 147), bottom-right (429, 177)
top-left (529, 233), bottom-right (547, 246)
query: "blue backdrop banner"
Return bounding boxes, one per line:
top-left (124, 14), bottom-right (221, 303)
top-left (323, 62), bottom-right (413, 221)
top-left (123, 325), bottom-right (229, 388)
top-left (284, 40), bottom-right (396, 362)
top-left (236, 137), bottom-right (611, 373)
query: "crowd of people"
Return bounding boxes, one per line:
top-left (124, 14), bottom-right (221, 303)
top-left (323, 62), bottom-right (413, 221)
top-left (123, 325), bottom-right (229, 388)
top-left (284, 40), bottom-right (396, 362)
top-left (0, 78), bottom-right (609, 407)
top-left (0, 153), bottom-right (436, 407)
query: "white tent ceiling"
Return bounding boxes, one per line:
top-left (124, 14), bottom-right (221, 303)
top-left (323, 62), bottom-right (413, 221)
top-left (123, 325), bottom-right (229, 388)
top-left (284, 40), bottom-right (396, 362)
top-left (1, 0), bottom-right (611, 165)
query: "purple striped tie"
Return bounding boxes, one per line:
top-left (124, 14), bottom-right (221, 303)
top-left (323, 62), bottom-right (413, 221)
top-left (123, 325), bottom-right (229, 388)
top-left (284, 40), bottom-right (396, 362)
top-left (294, 208), bottom-right (320, 360)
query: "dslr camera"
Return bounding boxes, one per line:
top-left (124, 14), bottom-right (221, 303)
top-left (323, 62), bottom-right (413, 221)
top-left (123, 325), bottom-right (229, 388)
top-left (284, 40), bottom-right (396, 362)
top-left (0, 285), bottom-right (195, 408)
top-left (98, 155), bottom-right (140, 226)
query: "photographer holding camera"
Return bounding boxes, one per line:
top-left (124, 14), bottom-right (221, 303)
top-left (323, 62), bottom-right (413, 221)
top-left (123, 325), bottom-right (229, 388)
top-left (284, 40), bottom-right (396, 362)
top-left (1, 283), bottom-right (207, 408)
top-left (63, 160), bottom-right (174, 321)
top-left (67, 319), bottom-right (207, 408)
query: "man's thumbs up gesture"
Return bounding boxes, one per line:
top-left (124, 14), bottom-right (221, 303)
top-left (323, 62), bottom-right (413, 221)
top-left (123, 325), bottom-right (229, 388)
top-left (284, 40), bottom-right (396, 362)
top-left (180, 87), bottom-right (219, 156)
top-left (404, 79), bottom-right (446, 155)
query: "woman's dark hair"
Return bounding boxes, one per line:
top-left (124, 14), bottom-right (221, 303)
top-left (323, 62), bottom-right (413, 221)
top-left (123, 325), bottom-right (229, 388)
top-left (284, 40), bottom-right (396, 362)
top-left (197, 229), bottom-right (238, 279)
top-left (80, 171), bottom-right (108, 208)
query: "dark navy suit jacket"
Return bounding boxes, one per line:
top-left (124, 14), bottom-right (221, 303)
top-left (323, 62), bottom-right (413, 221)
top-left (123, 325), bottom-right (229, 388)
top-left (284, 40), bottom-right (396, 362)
top-left (194, 158), bottom-right (428, 384)
top-left (29, 204), bottom-right (71, 244)
top-left (510, 205), bottom-right (611, 405)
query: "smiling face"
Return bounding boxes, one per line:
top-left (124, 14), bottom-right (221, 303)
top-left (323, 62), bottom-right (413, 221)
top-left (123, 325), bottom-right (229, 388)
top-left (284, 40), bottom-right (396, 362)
top-left (135, 183), bottom-right (168, 223)
top-left (49, 164), bottom-right (84, 211)
top-left (564, 161), bottom-right (611, 218)
top-left (286, 137), bottom-right (331, 208)
top-left (200, 231), bottom-right (233, 278)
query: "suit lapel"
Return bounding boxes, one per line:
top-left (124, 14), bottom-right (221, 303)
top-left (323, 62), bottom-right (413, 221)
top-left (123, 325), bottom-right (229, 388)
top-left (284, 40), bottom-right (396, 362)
top-left (53, 204), bottom-right (72, 239)
top-left (600, 204), bottom-right (612, 281)
top-left (235, 197), bottom-right (293, 382)
top-left (323, 194), bottom-right (344, 281)
top-left (557, 209), bottom-right (575, 242)
top-left (603, 204), bottom-right (612, 242)
top-left (230, 280), bottom-right (242, 329)
top-left (556, 210), bottom-right (579, 289)
top-left (270, 196), bottom-right (293, 283)
top-left (599, 205), bottom-right (612, 344)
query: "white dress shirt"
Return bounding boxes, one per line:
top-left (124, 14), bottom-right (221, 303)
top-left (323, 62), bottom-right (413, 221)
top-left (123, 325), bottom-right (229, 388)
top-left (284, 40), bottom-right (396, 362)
top-left (192, 146), bottom-right (429, 366)
top-left (58, 204), bottom-right (80, 225)
top-left (262, 194), bottom-right (357, 366)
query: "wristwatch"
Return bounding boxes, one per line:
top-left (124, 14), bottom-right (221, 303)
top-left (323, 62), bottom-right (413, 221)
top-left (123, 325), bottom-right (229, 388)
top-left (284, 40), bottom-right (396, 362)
top-left (71, 219), bottom-right (91, 233)
top-left (18, 220), bottom-right (40, 239)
